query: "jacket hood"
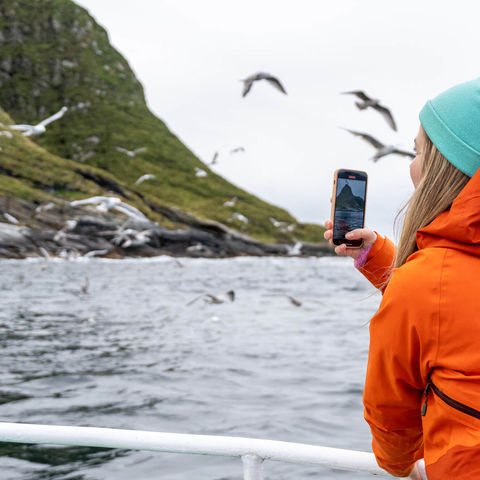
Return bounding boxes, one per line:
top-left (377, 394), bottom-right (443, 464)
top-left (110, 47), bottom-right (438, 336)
top-left (417, 168), bottom-right (480, 256)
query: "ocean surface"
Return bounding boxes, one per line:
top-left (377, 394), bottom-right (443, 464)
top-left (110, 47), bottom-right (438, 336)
top-left (0, 255), bottom-right (382, 479)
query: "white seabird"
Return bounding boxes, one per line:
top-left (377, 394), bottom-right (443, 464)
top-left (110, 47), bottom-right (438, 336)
top-left (134, 174), bottom-right (156, 185)
top-left (342, 128), bottom-right (415, 162)
top-left (9, 106), bottom-right (68, 136)
top-left (115, 147), bottom-right (147, 158)
top-left (186, 290), bottom-right (235, 306)
top-left (113, 228), bottom-right (151, 248)
top-left (35, 202), bottom-right (55, 214)
top-left (70, 196), bottom-right (149, 222)
top-left (342, 91), bottom-right (397, 131)
top-left (229, 212), bottom-right (248, 224)
top-left (53, 219), bottom-right (78, 243)
top-left (83, 248), bottom-right (110, 258)
top-left (3, 212), bottom-right (19, 224)
top-left (195, 167), bottom-right (208, 178)
top-left (230, 146), bottom-right (245, 154)
top-left (287, 241), bottom-right (303, 255)
top-left (269, 217), bottom-right (287, 228)
top-left (223, 196), bottom-right (238, 208)
top-left (70, 196), bottom-right (121, 213)
top-left (241, 72), bottom-right (287, 97)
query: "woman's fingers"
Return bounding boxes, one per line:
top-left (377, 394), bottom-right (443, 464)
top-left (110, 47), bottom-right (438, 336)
top-left (324, 221), bottom-right (377, 260)
top-left (345, 228), bottom-right (377, 245)
top-left (334, 244), bottom-right (348, 256)
top-left (324, 219), bottom-right (333, 244)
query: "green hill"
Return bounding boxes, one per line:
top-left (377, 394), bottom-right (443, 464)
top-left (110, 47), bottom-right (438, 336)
top-left (0, 0), bottom-right (324, 245)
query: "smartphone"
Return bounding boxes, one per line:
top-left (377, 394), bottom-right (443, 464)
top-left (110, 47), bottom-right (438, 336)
top-left (330, 169), bottom-right (368, 247)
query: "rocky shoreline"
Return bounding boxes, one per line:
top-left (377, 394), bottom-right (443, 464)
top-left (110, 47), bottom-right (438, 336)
top-left (0, 198), bottom-right (333, 259)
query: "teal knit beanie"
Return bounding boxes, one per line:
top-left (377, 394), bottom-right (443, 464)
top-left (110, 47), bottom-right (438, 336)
top-left (419, 77), bottom-right (480, 177)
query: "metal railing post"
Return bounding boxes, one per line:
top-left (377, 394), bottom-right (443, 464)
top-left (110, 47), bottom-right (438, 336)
top-left (242, 454), bottom-right (264, 480)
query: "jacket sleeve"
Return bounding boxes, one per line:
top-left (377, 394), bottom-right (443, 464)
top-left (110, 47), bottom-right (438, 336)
top-left (363, 262), bottom-right (433, 477)
top-left (358, 233), bottom-right (396, 292)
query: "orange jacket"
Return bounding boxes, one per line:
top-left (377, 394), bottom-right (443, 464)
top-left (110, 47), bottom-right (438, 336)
top-left (359, 169), bottom-right (480, 479)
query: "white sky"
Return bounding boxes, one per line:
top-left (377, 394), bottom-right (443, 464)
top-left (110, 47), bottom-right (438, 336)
top-left (75, 0), bottom-right (480, 238)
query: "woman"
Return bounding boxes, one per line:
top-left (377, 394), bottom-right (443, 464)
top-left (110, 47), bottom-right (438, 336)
top-left (324, 77), bottom-right (480, 479)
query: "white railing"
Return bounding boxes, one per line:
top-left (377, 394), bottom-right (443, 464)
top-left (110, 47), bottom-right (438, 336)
top-left (0, 422), bottom-right (424, 479)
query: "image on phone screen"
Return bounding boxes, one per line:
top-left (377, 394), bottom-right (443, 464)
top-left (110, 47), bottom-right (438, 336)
top-left (333, 171), bottom-right (367, 245)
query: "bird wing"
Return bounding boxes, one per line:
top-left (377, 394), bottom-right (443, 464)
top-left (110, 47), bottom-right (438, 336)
top-left (133, 147), bottom-right (147, 154)
top-left (70, 196), bottom-right (105, 207)
top-left (115, 202), bottom-right (149, 220)
top-left (392, 148), bottom-right (416, 158)
top-left (265, 76), bottom-right (287, 94)
top-left (9, 125), bottom-right (33, 131)
top-left (342, 90), bottom-right (371, 101)
top-left (116, 147), bottom-right (130, 155)
top-left (135, 174), bottom-right (154, 185)
top-left (38, 106), bottom-right (67, 127)
top-left (343, 128), bottom-right (385, 149)
top-left (286, 295), bottom-right (302, 307)
top-left (374, 105), bottom-right (397, 131)
top-left (186, 294), bottom-right (205, 306)
top-left (242, 79), bottom-right (254, 97)
top-left (230, 147), bottom-right (245, 153)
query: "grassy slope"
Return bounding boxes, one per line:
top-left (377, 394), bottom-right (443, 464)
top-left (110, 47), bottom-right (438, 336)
top-left (0, 0), bottom-right (325, 243)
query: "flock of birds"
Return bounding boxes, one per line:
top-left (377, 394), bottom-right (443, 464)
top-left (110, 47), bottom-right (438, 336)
top-left (0, 70), bottom-right (415, 256)
top-left (184, 289), bottom-right (323, 308)
top-left (238, 73), bottom-right (416, 162)
top-left (340, 90), bottom-right (415, 161)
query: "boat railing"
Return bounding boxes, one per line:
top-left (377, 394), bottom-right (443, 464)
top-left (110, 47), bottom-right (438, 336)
top-left (0, 422), bottom-right (424, 479)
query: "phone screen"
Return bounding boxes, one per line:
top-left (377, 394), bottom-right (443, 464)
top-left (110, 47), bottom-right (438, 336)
top-left (332, 169), bottom-right (367, 247)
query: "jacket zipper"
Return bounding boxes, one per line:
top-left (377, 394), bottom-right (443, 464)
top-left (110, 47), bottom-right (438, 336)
top-left (421, 375), bottom-right (480, 420)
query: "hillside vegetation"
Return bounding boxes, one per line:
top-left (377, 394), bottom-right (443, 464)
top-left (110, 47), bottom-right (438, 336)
top-left (0, 0), bottom-right (325, 244)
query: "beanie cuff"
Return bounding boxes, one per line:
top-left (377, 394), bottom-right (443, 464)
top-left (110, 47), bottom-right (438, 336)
top-left (420, 101), bottom-right (480, 177)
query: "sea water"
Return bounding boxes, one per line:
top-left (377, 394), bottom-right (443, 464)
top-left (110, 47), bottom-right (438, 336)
top-left (0, 256), bottom-right (382, 479)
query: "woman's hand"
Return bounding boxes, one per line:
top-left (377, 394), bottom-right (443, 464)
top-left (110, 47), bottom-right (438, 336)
top-left (323, 219), bottom-right (377, 260)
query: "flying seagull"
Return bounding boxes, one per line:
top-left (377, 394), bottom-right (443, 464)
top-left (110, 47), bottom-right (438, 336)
top-left (115, 147), bottom-right (147, 158)
top-left (70, 196), bottom-right (149, 222)
top-left (9, 106), bottom-right (68, 136)
top-left (71, 196), bottom-right (121, 212)
top-left (241, 72), bottom-right (287, 97)
top-left (342, 91), bottom-right (397, 131)
top-left (209, 152), bottom-right (219, 165)
top-left (287, 241), bottom-right (303, 256)
top-left (230, 147), bottom-right (245, 154)
top-left (186, 290), bottom-right (235, 306)
top-left (342, 128), bottom-right (415, 162)
top-left (264, 293), bottom-right (325, 307)
top-left (135, 174), bottom-right (156, 185)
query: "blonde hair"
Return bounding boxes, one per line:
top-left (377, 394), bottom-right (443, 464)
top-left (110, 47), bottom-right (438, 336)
top-left (394, 136), bottom-right (470, 268)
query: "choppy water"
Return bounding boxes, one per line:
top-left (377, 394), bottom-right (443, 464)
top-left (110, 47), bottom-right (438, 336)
top-left (0, 256), bottom-right (381, 479)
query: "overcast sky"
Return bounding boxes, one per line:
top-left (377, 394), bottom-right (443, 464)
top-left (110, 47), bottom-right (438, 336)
top-left (75, 0), bottom-right (480, 239)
